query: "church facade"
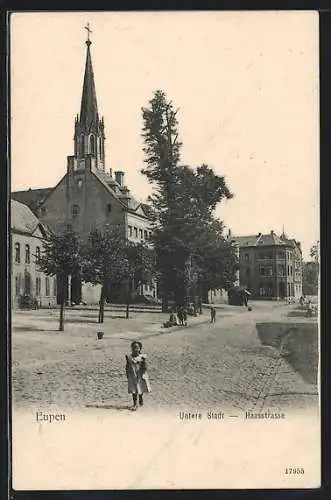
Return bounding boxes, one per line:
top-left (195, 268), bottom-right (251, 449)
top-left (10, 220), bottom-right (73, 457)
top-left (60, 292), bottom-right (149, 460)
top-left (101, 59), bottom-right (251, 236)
top-left (12, 34), bottom-right (154, 305)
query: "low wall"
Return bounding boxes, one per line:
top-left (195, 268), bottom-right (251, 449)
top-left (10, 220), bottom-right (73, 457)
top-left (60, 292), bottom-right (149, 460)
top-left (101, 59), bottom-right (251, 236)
top-left (11, 296), bottom-right (57, 310)
top-left (255, 321), bottom-right (318, 385)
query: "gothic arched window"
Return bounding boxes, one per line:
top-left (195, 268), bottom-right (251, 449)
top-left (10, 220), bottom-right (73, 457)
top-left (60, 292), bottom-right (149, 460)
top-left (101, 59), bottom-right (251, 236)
top-left (15, 274), bottom-right (21, 296)
top-left (24, 271), bottom-right (31, 294)
top-left (35, 246), bottom-right (41, 263)
top-left (15, 242), bottom-right (20, 263)
top-left (79, 135), bottom-right (84, 156)
top-left (99, 137), bottom-right (102, 156)
top-left (25, 244), bottom-right (30, 264)
top-left (89, 135), bottom-right (95, 155)
top-left (36, 276), bottom-right (41, 296)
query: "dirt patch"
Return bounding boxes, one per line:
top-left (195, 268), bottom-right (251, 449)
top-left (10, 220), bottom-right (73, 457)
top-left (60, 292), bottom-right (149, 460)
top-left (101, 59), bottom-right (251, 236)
top-left (287, 310), bottom-right (308, 318)
top-left (255, 322), bottom-right (318, 385)
top-left (13, 326), bottom-right (59, 333)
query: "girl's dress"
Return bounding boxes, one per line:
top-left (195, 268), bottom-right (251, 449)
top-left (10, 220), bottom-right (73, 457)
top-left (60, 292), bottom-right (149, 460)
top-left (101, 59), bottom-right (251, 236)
top-left (126, 354), bottom-right (151, 395)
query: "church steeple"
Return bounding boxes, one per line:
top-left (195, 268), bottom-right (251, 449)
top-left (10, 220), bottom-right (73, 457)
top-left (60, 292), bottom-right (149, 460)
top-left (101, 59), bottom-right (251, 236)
top-left (79, 25), bottom-right (98, 130)
top-left (73, 24), bottom-right (106, 171)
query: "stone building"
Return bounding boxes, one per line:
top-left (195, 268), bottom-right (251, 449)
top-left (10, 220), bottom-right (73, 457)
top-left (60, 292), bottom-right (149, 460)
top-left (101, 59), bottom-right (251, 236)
top-left (11, 200), bottom-right (57, 308)
top-left (230, 230), bottom-right (303, 300)
top-left (12, 33), bottom-right (154, 305)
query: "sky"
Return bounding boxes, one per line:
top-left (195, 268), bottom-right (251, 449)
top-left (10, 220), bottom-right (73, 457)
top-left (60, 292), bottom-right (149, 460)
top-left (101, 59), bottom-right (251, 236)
top-left (10, 11), bottom-right (319, 259)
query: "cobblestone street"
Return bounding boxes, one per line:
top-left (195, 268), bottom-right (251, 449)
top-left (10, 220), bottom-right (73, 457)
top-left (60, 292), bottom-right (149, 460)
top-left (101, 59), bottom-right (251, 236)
top-left (12, 302), bottom-right (318, 413)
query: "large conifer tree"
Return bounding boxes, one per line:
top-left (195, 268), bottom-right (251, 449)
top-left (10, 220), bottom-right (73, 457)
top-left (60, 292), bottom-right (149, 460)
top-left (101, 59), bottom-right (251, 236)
top-left (141, 90), bottom-right (238, 309)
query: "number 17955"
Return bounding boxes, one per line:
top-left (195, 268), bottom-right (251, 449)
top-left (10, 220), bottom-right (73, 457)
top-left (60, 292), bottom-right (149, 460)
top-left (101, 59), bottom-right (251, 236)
top-left (285, 468), bottom-right (304, 475)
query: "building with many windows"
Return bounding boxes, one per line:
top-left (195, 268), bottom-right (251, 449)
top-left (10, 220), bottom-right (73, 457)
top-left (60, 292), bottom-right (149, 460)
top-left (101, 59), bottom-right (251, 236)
top-left (12, 33), bottom-right (154, 305)
top-left (11, 200), bottom-right (57, 309)
top-left (229, 230), bottom-right (303, 300)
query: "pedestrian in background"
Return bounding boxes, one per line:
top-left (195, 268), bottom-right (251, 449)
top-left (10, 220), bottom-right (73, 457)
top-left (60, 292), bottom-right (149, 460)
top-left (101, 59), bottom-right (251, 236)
top-left (125, 341), bottom-right (151, 411)
top-left (210, 306), bottom-right (216, 323)
top-left (182, 306), bottom-right (187, 326)
top-left (177, 306), bottom-right (184, 326)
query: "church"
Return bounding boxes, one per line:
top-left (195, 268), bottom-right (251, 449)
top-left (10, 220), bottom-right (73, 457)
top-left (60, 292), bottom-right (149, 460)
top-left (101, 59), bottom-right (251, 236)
top-left (12, 29), bottom-right (154, 305)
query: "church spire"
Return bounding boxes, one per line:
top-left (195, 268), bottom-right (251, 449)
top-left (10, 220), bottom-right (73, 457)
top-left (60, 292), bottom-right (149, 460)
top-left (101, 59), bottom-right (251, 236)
top-left (79, 24), bottom-right (99, 130)
top-left (73, 24), bottom-right (106, 171)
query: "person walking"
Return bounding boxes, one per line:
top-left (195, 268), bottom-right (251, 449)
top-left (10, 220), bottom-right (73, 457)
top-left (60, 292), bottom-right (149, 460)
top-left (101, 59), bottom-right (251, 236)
top-left (177, 306), bottom-right (184, 326)
top-left (125, 341), bottom-right (151, 411)
top-left (210, 306), bottom-right (216, 323)
top-left (307, 300), bottom-right (313, 318)
top-left (182, 306), bottom-right (188, 326)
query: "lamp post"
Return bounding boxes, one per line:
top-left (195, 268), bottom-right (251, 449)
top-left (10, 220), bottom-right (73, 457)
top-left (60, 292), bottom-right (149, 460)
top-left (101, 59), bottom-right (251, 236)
top-left (67, 274), bottom-right (71, 306)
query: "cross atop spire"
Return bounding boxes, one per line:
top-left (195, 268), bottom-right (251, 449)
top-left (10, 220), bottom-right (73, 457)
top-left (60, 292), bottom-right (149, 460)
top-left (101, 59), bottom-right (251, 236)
top-left (84, 22), bottom-right (92, 46)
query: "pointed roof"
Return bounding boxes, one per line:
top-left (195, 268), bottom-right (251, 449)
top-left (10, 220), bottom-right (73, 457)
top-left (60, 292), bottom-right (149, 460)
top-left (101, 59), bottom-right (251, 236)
top-left (233, 232), bottom-right (288, 247)
top-left (91, 168), bottom-right (146, 214)
top-left (79, 40), bottom-right (99, 129)
top-left (11, 200), bottom-right (50, 237)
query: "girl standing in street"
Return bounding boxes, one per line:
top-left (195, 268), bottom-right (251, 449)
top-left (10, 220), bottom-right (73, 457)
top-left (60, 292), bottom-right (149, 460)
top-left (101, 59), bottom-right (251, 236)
top-left (125, 341), bottom-right (151, 411)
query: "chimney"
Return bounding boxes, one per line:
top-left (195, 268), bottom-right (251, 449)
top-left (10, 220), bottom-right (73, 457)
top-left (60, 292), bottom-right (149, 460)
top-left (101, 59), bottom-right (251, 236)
top-left (119, 186), bottom-right (131, 207)
top-left (115, 171), bottom-right (124, 186)
top-left (227, 229), bottom-right (232, 239)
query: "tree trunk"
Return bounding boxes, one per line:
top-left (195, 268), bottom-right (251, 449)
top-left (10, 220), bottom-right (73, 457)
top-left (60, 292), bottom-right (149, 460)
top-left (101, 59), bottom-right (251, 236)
top-left (59, 277), bottom-right (66, 331)
top-left (162, 294), bottom-right (168, 313)
top-left (198, 282), bottom-right (203, 314)
top-left (98, 284), bottom-right (105, 323)
top-left (126, 281), bottom-right (133, 319)
top-left (201, 284), bottom-right (209, 304)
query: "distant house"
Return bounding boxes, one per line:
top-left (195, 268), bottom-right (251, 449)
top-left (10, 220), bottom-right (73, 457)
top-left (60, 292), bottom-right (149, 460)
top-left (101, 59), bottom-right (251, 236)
top-left (11, 200), bottom-right (57, 309)
top-left (12, 188), bottom-right (53, 218)
top-left (229, 230), bottom-right (303, 300)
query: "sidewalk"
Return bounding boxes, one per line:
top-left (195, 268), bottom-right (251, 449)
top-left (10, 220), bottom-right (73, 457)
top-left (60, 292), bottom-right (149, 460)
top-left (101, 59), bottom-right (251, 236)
top-left (11, 307), bottom-right (211, 343)
top-left (255, 349), bottom-right (319, 411)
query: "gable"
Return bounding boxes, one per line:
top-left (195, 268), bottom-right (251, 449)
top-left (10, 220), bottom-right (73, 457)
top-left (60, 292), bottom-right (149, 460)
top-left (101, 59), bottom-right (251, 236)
top-left (42, 175), bottom-right (67, 207)
top-left (31, 226), bottom-right (44, 239)
top-left (31, 223), bottom-right (50, 239)
top-left (11, 199), bottom-right (39, 234)
top-left (134, 204), bottom-right (147, 217)
top-left (91, 170), bottom-right (126, 206)
top-left (39, 168), bottom-right (126, 237)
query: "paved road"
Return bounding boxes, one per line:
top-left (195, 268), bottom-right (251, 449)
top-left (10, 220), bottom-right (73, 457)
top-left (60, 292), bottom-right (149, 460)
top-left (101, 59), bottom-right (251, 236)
top-left (12, 303), bottom-right (318, 412)
top-left (11, 304), bottom-right (320, 490)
